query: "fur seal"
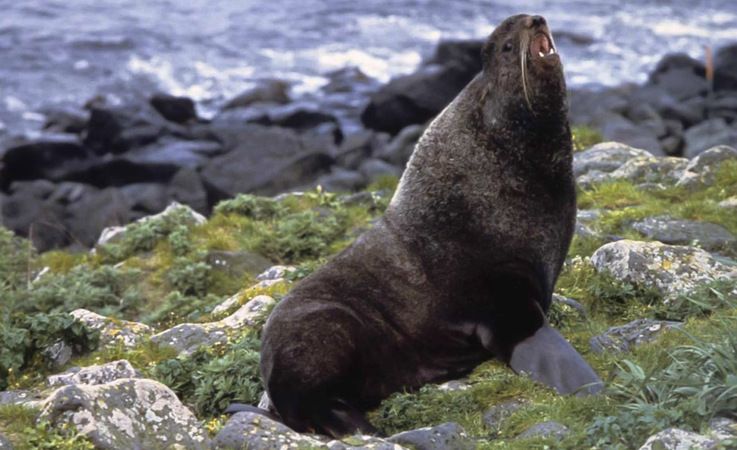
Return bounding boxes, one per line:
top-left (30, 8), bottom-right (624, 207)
top-left (258, 14), bottom-right (602, 437)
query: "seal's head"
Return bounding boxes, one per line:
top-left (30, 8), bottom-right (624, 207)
top-left (481, 14), bottom-right (566, 117)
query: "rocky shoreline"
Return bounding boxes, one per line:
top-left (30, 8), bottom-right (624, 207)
top-left (2, 39), bottom-right (736, 253)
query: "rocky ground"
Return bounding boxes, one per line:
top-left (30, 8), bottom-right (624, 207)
top-left (0, 139), bottom-right (736, 449)
top-left (2, 39), bottom-right (736, 253)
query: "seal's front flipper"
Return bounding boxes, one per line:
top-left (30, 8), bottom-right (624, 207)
top-left (509, 324), bottom-right (603, 396)
top-left (225, 403), bottom-right (281, 422)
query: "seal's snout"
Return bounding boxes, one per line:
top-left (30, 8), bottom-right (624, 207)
top-left (528, 15), bottom-right (546, 28)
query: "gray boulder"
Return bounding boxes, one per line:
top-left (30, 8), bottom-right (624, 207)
top-left (47, 360), bottom-right (140, 387)
top-left (70, 309), bottom-right (153, 349)
top-left (573, 142), bottom-right (652, 178)
top-left (483, 399), bottom-right (528, 432)
top-left (632, 216), bottom-right (736, 251)
top-left (591, 240), bottom-right (737, 300)
top-left (590, 319), bottom-right (681, 354)
top-left (638, 428), bottom-right (717, 450)
top-left (683, 119), bottom-right (737, 159)
top-left (222, 80), bottom-right (291, 110)
top-left (40, 378), bottom-right (209, 450)
top-left (676, 145), bottom-right (737, 190)
top-left (388, 422), bottom-right (474, 450)
top-left (518, 421), bottom-right (570, 441)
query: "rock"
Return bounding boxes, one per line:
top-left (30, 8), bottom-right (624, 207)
top-left (638, 428), bottom-right (717, 450)
top-left (120, 183), bottom-right (169, 214)
top-left (1, 181), bottom-right (69, 251)
top-left (569, 87), bottom-right (631, 126)
top-left (719, 196), bottom-right (737, 209)
top-left (335, 130), bottom-right (388, 170)
top-left (42, 340), bottom-right (73, 369)
top-left (41, 105), bottom-right (89, 134)
top-left (708, 417), bottom-right (737, 441)
top-left (647, 55), bottom-right (707, 101)
top-left (83, 104), bottom-right (167, 155)
top-left (127, 138), bottom-right (223, 171)
top-left (70, 309), bottom-right (153, 348)
top-left (317, 168), bottom-right (366, 192)
top-left (0, 135), bottom-right (92, 189)
top-left (376, 124), bottom-right (425, 166)
top-left (591, 240), bottom-right (737, 300)
top-left (206, 250), bottom-right (273, 279)
top-left (257, 265), bottom-right (297, 281)
top-left (223, 80), bottom-right (291, 110)
top-left (200, 125), bottom-right (335, 199)
top-left (683, 119), bottom-right (737, 159)
top-left (715, 43), bottom-right (737, 91)
top-left (0, 390), bottom-right (44, 408)
top-left (518, 421), bottom-right (570, 440)
top-left (552, 294), bottom-right (587, 316)
top-left (0, 433), bottom-right (12, 449)
top-left (149, 93), bottom-right (197, 124)
top-left (597, 113), bottom-right (664, 155)
top-left (598, 156), bottom-right (687, 186)
top-left (66, 187), bottom-right (133, 247)
top-left (322, 67), bottom-right (376, 94)
top-left (167, 168), bottom-right (209, 213)
top-left (361, 39), bottom-right (481, 135)
top-left (97, 201), bottom-right (205, 246)
top-left (152, 296), bottom-right (275, 354)
top-left (358, 158), bottom-right (402, 183)
top-left (40, 378), bottom-right (209, 450)
top-left (437, 380), bottom-right (470, 391)
top-left (213, 411), bottom-right (404, 450)
top-left (632, 216), bottom-right (736, 251)
top-left (483, 399), bottom-right (528, 431)
top-left (388, 422), bottom-right (474, 450)
top-left (676, 145), bottom-right (737, 190)
top-left (573, 142), bottom-right (653, 178)
top-left (47, 360), bottom-right (140, 387)
top-left (590, 319), bottom-right (681, 354)
top-left (257, 392), bottom-right (272, 410)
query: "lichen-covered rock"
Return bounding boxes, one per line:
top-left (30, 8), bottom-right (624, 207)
top-left (638, 428), bottom-right (718, 450)
top-left (152, 295), bottom-right (275, 355)
top-left (0, 433), bottom-right (12, 450)
top-left (70, 308), bottom-right (153, 348)
top-left (437, 379), bottom-right (470, 392)
top-left (47, 360), bottom-right (140, 387)
top-left (632, 216), bottom-right (736, 251)
top-left (39, 378), bottom-right (209, 450)
top-left (676, 145), bottom-right (737, 190)
top-left (517, 421), bottom-right (570, 440)
top-left (578, 156), bottom-right (687, 188)
top-left (213, 411), bottom-right (405, 450)
top-left (388, 422), bottom-right (474, 450)
top-left (718, 196), bottom-right (737, 209)
top-left (483, 399), bottom-right (528, 432)
top-left (0, 390), bottom-right (45, 409)
top-left (590, 319), bottom-right (682, 353)
top-left (41, 340), bottom-right (73, 369)
top-left (96, 201), bottom-right (206, 246)
top-left (257, 265), bottom-right (297, 281)
top-left (573, 142), bottom-right (653, 178)
top-left (591, 240), bottom-right (737, 300)
top-left (708, 417), bottom-right (737, 441)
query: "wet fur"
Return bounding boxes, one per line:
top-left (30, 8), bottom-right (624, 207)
top-left (258, 14), bottom-right (599, 437)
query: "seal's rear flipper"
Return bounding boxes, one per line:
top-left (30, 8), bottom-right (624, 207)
top-left (509, 324), bottom-right (603, 396)
top-left (225, 403), bottom-right (281, 422)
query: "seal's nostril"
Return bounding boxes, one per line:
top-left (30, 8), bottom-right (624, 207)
top-left (531, 16), bottom-right (546, 27)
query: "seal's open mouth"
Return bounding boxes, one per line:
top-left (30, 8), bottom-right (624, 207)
top-left (530, 33), bottom-right (556, 58)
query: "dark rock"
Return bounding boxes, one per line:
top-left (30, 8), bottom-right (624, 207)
top-left (0, 135), bottom-right (92, 189)
top-left (648, 53), bottom-right (707, 101)
top-left (683, 118), bottom-right (737, 158)
top-left (388, 422), bottom-right (475, 450)
top-left (632, 216), bottom-right (736, 251)
top-left (127, 138), bottom-right (223, 171)
top-left (120, 183), bottom-right (169, 213)
top-left (483, 399), bottom-right (528, 431)
top-left (167, 168), bottom-right (209, 213)
top-left (569, 87), bottom-right (631, 126)
top-left (2, 181), bottom-right (69, 250)
top-left (596, 113), bottom-right (663, 155)
top-left (222, 80), bottom-right (290, 110)
top-left (518, 421), bottom-right (569, 440)
top-left (63, 157), bottom-right (181, 188)
top-left (41, 105), bottom-right (89, 134)
top-left (708, 92), bottom-right (737, 122)
top-left (201, 125), bottom-right (335, 199)
top-left (322, 67), bottom-right (375, 93)
top-left (660, 136), bottom-right (682, 155)
top-left (677, 145), bottom-right (737, 189)
top-left (84, 105), bottom-right (167, 154)
top-left (42, 340), bottom-right (73, 369)
top-left (316, 168), bottom-right (366, 192)
top-left (715, 43), bottom-right (737, 91)
top-left (358, 158), bottom-right (402, 183)
top-left (66, 187), bottom-right (132, 247)
top-left (206, 250), bottom-right (273, 278)
top-left (334, 130), bottom-right (386, 170)
top-left (361, 40), bottom-right (482, 134)
top-left (150, 93), bottom-right (197, 124)
top-left (590, 318), bottom-right (682, 354)
top-left (377, 123), bottom-right (425, 166)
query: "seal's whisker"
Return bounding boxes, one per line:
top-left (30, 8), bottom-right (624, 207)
top-left (520, 33), bottom-right (534, 112)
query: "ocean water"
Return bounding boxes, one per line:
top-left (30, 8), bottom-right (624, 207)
top-left (1, 0), bottom-right (736, 137)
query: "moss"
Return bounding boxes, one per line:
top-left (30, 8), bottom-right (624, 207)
top-left (571, 125), bottom-right (603, 152)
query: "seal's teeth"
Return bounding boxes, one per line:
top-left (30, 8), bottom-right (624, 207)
top-left (539, 51), bottom-right (545, 57)
top-left (548, 47), bottom-right (556, 55)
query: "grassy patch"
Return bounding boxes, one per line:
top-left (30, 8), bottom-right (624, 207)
top-left (571, 125), bottom-right (603, 152)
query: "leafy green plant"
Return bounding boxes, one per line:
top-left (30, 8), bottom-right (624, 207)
top-left (166, 258), bottom-right (212, 297)
top-left (214, 194), bottom-right (288, 219)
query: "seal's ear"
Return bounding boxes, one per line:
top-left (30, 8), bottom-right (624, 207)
top-left (482, 41), bottom-right (495, 70)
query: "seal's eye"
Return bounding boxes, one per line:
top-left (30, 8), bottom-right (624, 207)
top-left (502, 41), bottom-right (513, 52)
